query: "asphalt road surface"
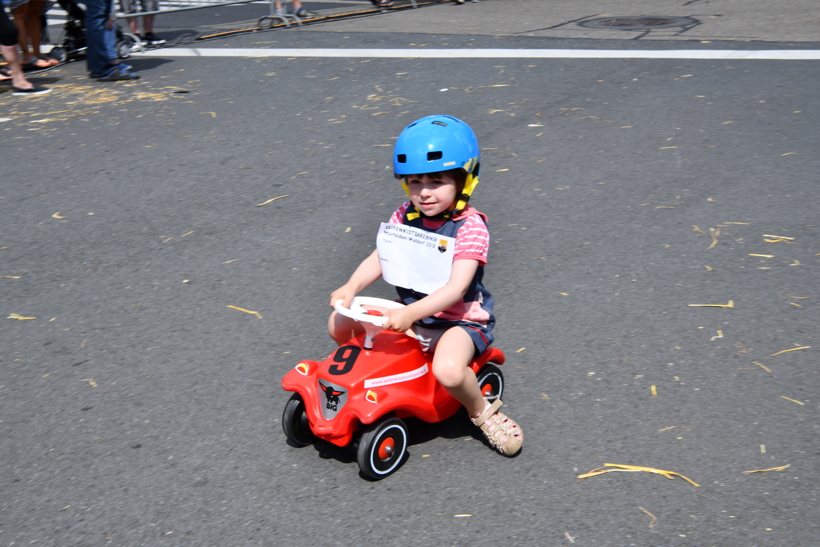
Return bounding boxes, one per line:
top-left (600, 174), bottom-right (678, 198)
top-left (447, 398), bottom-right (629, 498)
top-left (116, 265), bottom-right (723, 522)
top-left (2, 1), bottom-right (819, 546)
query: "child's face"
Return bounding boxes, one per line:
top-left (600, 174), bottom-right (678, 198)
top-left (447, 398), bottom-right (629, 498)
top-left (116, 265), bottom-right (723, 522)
top-left (405, 171), bottom-right (459, 217)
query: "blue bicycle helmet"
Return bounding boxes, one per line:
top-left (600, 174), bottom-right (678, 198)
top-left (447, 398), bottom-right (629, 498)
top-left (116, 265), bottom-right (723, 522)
top-left (393, 115), bottom-right (480, 215)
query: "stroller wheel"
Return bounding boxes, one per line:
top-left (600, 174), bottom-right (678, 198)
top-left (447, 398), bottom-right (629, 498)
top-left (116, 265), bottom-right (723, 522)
top-left (116, 41), bottom-right (132, 60)
top-left (50, 47), bottom-right (68, 63)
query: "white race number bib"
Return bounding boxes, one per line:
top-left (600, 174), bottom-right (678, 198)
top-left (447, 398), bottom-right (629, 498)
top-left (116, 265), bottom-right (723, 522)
top-left (376, 222), bottom-right (455, 295)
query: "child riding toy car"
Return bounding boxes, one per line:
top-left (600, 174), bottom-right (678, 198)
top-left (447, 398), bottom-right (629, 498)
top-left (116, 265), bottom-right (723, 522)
top-left (281, 297), bottom-right (506, 480)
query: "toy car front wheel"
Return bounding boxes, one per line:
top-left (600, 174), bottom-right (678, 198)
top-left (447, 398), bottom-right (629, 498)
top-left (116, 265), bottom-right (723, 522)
top-left (357, 416), bottom-right (408, 480)
top-left (282, 393), bottom-right (315, 446)
top-left (476, 363), bottom-right (504, 402)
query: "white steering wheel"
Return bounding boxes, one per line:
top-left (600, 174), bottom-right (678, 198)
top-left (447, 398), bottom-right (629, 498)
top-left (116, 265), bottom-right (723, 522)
top-left (334, 297), bottom-right (405, 349)
top-left (334, 296), bottom-right (405, 326)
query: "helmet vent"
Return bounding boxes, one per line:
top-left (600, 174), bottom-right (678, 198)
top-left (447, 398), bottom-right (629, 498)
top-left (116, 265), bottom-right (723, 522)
top-left (397, 154), bottom-right (407, 163)
top-left (427, 151), bottom-right (443, 161)
top-left (432, 121), bottom-right (448, 127)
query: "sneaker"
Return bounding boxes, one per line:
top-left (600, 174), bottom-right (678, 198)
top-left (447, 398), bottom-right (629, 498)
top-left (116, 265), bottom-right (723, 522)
top-left (143, 32), bottom-right (166, 46)
top-left (274, 7), bottom-right (286, 16)
top-left (11, 85), bottom-right (52, 96)
top-left (292, 7), bottom-right (311, 17)
top-left (90, 63), bottom-right (133, 78)
top-left (97, 64), bottom-right (140, 81)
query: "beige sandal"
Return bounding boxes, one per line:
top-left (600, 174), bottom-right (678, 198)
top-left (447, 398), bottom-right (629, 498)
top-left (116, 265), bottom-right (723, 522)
top-left (471, 399), bottom-right (523, 456)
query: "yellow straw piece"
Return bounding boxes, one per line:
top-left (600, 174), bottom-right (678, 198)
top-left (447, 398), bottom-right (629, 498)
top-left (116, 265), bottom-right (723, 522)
top-left (257, 195), bottom-right (288, 207)
top-left (651, 385), bottom-right (657, 397)
top-left (743, 464), bottom-right (790, 475)
top-left (751, 361), bottom-right (771, 373)
top-left (762, 234), bottom-right (793, 240)
top-left (8, 313), bottom-right (35, 320)
top-left (638, 507), bottom-right (658, 529)
top-left (708, 227), bottom-right (718, 248)
top-left (770, 346), bottom-right (810, 357)
top-left (780, 396), bottom-right (804, 405)
top-left (689, 301), bottom-right (734, 308)
top-left (577, 463), bottom-right (699, 486)
top-left (227, 305), bottom-right (263, 319)
top-left (749, 254), bottom-right (773, 257)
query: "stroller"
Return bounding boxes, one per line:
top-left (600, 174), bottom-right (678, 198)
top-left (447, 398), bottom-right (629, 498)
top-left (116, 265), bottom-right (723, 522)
top-left (49, 0), bottom-right (136, 62)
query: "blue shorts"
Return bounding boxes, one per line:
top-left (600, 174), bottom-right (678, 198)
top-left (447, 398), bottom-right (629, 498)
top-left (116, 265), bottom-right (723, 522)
top-left (413, 323), bottom-right (493, 358)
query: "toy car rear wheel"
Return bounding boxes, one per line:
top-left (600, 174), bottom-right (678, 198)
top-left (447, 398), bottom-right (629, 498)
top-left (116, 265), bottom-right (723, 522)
top-left (476, 363), bottom-right (504, 403)
top-left (282, 393), bottom-right (315, 446)
top-left (357, 416), bottom-right (408, 480)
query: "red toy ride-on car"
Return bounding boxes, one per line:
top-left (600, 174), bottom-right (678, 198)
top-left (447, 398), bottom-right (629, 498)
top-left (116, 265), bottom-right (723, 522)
top-left (281, 296), bottom-right (506, 479)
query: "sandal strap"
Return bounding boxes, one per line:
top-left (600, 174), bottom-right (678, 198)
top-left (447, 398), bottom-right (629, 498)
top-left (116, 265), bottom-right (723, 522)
top-left (472, 399), bottom-right (523, 455)
top-left (473, 399), bottom-right (502, 427)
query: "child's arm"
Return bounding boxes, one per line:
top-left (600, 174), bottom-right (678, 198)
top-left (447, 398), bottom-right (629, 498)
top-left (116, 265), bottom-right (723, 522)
top-left (381, 259), bottom-right (479, 333)
top-left (329, 249), bottom-right (382, 308)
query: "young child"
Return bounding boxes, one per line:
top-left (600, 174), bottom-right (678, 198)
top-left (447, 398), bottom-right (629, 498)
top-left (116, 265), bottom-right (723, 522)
top-left (328, 115), bottom-right (523, 456)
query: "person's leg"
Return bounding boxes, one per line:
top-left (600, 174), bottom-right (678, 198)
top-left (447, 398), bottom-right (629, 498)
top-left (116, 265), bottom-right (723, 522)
top-left (85, 0), bottom-right (117, 74)
top-left (328, 311), bottom-right (365, 346)
top-left (1, 44), bottom-right (49, 91)
top-left (23, 0), bottom-right (45, 58)
top-left (430, 326), bottom-right (485, 418)
top-left (11, 3), bottom-right (33, 63)
top-left (433, 325), bottom-right (523, 455)
top-left (127, 14), bottom-right (139, 35)
top-left (1, 10), bottom-right (51, 95)
top-left (141, 0), bottom-right (165, 44)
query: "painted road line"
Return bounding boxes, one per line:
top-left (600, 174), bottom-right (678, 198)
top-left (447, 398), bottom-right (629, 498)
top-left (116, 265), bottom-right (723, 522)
top-left (135, 48), bottom-right (820, 60)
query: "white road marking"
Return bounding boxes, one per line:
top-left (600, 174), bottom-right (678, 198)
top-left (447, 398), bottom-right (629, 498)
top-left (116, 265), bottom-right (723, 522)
top-left (134, 48), bottom-right (820, 60)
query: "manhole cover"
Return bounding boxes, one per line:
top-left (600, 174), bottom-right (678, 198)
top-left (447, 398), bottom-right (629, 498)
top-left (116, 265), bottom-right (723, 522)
top-left (580, 16), bottom-right (697, 30)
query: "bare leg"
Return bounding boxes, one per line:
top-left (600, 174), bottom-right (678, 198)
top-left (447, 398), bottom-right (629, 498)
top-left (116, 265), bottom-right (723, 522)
top-left (128, 12), bottom-right (139, 35)
top-left (0, 43), bottom-right (37, 88)
top-left (143, 13), bottom-right (154, 33)
top-left (328, 311), bottom-right (365, 346)
top-left (11, 4), bottom-right (32, 62)
top-left (24, 0), bottom-right (45, 59)
top-left (431, 327), bottom-right (485, 418)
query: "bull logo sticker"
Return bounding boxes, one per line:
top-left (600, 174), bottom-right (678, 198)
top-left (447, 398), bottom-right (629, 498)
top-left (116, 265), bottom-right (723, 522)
top-left (318, 379), bottom-right (347, 420)
top-left (438, 239), bottom-right (448, 253)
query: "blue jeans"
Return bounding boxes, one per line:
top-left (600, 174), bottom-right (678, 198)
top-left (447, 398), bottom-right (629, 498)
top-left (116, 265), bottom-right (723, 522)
top-left (84, 0), bottom-right (117, 74)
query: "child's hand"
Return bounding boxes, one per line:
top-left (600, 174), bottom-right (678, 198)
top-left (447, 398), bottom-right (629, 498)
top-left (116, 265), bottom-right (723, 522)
top-left (329, 285), bottom-right (356, 309)
top-left (381, 307), bottom-right (415, 334)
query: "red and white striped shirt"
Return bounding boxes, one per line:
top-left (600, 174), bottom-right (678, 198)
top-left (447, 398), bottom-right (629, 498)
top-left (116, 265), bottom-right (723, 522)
top-left (388, 202), bottom-right (490, 265)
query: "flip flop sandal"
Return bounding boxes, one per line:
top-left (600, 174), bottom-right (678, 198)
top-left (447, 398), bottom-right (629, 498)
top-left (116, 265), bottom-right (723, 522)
top-left (471, 399), bottom-right (523, 456)
top-left (24, 56), bottom-right (58, 69)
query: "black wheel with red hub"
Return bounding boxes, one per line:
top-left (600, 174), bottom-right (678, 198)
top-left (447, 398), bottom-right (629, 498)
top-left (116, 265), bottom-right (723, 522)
top-left (476, 363), bottom-right (504, 403)
top-left (357, 416), bottom-right (408, 480)
top-left (282, 393), bottom-right (315, 447)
